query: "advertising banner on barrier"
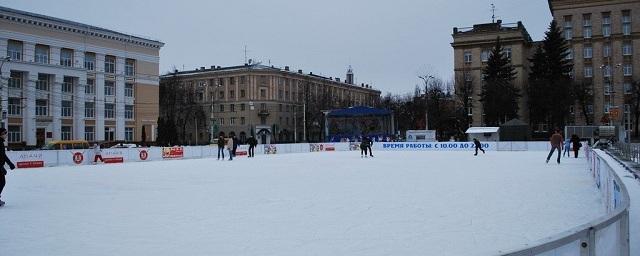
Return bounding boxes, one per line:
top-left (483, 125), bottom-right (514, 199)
top-left (13, 151), bottom-right (46, 168)
top-left (376, 142), bottom-right (494, 151)
top-left (236, 145), bottom-right (248, 156)
top-left (162, 147), bottom-right (184, 159)
top-left (137, 148), bottom-right (150, 161)
top-left (348, 142), bottom-right (360, 151)
top-left (309, 143), bottom-right (336, 152)
top-left (71, 151), bottom-right (87, 165)
top-left (101, 149), bottom-right (125, 164)
top-left (264, 144), bottom-right (278, 154)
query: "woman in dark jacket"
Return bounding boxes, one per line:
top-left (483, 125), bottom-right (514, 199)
top-left (0, 128), bottom-right (16, 207)
top-left (570, 134), bottom-right (581, 158)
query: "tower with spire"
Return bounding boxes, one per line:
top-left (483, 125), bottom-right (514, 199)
top-left (346, 65), bottom-right (354, 85)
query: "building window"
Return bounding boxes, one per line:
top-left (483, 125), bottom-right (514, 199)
top-left (502, 47), bottom-right (512, 60)
top-left (85, 102), bottom-right (95, 118)
top-left (622, 42), bottom-right (632, 56)
top-left (463, 51), bottom-right (472, 63)
top-left (84, 126), bottom-right (95, 141)
top-left (602, 65), bottom-right (611, 77)
top-left (8, 71), bottom-right (22, 89)
top-left (219, 104), bottom-right (224, 112)
top-left (624, 82), bottom-right (632, 94)
top-left (8, 98), bottom-right (21, 116)
top-left (125, 127), bottom-right (134, 141)
top-left (278, 89), bottom-right (283, 99)
top-left (61, 126), bottom-right (72, 140)
top-left (104, 103), bottom-right (115, 119)
top-left (230, 104), bottom-right (235, 112)
top-left (583, 45), bottom-right (592, 59)
top-left (219, 90), bottom-right (224, 99)
top-left (565, 48), bottom-right (573, 60)
top-left (603, 43), bottom-right (611, 58)
top-left (230, 117), bottom-right (236, 125)
top-left (104, 81), bottom-right (115, 96)
top-left (240, 89), bottom-right (246, 98)
top-left (602, 13), bottom-right (611, 37)
top-left (7, 40), bottom-right (22, 61)
top-left (36, 99), bottom-right (48, 116)
top-left (7, 125), bottom-right (21, 143)
top-left (36, 74), bottom-right (49, 91)
top-left (60, 48), bottom-right (73, 67)
top-left (584, 66), bottom-right (593, 78)
top-left (240, 117), bottom-right (245, 125)
top-left (34, 44), bottom-right (49, 64)
top-left (104, 55), bottom-right (116, 73)
top-left (229, 90), bottom-right (235, 99)
top-left (240, 104), bottom-right (245, 111)
top-left (586, 105), bottom-right (594, 114)
top-left (229, 77), bottom-right (236, 85)
top-left (260, 89), bottom-right (267, 99)
top-left (563, 16), bottom-right (573, 40)
top-left (125, 105), bottom-right (134, 119)
top-left (279, 104), bottom-right (283, 112)
top-left (623, 64), bottom-right (632, 76)
top-left (125, 83), bottom-right (134, 97)
top-left (84, 52), bottom-right (95, 70)
top-left (622, 10), bottom-right (631, 36)
top-left (583, 14), bottom-right (592, 38)
top-left (481, 49), bottom-right (490, 62)
top-left (62, 76), bottom-right (74, 93)
top-left (61, 100), bottom-right (73, 117)
top-left (219, 117), bottom-right (224, 126)
top-left (604, 82), bottom-right (613, 95)
top-left (125, 59), bottom-right (135, 76)
top-left (86, 78), bottom-right (95, 94)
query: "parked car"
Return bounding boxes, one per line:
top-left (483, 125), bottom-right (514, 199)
top-left (110, 143), bottom-right (139, 148)
top-left (42, 140), bottom-right (91, 150)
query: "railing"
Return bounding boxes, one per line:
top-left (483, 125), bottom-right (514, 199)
top-left (609, 142), bottom-right (640, 179)
top-left (501, 145), bottom-right (630, 256)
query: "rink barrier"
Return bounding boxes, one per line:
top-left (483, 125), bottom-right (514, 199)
top-left (500, 146), bottom-right (630, 256)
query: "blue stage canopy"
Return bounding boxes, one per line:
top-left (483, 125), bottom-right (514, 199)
top-left (327, 106), bottom-right (391, 117)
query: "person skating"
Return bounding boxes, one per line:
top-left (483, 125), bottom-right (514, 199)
top-left (225, 136), bottom-right (234, 161)
top-left (365, 136), bottom-right (374, 157)
top-left (232, 134), bottom-right (238, 157)
top-left (546, 129), bottom-right (564, 164)
top-left (0, 128), bottom-right (16, 207)
top-left (247, 136), bottom-right (257, 157)
top-left (562, 139), bottom-right (571, 158)
top-left (217, 135), bottom-right (225, 160)
top-left (473, 138), bottom-right (485, 156)
top-left (570, 134), bottom-right (581, 158)
top-left (359, 136), bottom-right (368, 158)
top-left (93, 143), bottom-right (103, 164)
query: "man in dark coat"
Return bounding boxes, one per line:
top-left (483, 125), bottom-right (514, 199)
top-left (570, 134), bottom-right (581, 158)
top-left (473, 138), bottom-right (485, 156)
top-left (0, 128), bottom-right (16, 206)
top-left (232, 135), bottom-right (239, 157)
top-left (247, 136), bottom-right (258, 157)
top-left (365, 136), bottom-right (374, 157)
top-left (217, 135), bottom-right (225, 160)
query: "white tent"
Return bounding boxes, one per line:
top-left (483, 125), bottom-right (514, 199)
top-left (466, 127), bottom-right (500, 141)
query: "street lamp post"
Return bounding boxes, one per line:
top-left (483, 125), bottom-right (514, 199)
top-left (0, 56), bottom-right (11, 129)
top-left (418, 75), bottom-right (434, 130)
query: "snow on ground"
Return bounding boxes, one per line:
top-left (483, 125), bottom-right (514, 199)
top-left (0, 151), bottom-right (604, 256)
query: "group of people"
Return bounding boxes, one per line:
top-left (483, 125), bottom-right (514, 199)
top-left (546, 129), bottom-right (582, 164)
top-left (360, 136), bottom-right (374, 158)
top-left (216, 134), bottom-right (259, 161)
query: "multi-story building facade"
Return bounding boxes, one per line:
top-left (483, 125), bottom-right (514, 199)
top-left (549, 0), bottom-right (639, 132)
top-left (452, 0), bottom-right (639, 137)
top-left (160, 64), bottom-right (380, 144)
top-left (452, 20), bottom-right (534, 128)
top-left (0, 6), bottom-right (164, 147)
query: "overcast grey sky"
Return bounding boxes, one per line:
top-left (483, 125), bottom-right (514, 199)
top-left (4, 0), bottom-right (552, 94)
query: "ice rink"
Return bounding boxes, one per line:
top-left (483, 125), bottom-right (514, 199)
top-left (0, 151), bottom-right (604, 256)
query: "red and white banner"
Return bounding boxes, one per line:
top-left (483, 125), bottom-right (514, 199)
top-left (162, 147), bottom-right (184, 159)
top-left (15, 151), bottom-right (45, 168)
top-left (101, 149), bottom-right (125, 164)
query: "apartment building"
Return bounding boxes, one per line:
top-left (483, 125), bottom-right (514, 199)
top-left (160, 64), bottom-right (380, 144)
top-left (0, 6), bottom-right (164, 147)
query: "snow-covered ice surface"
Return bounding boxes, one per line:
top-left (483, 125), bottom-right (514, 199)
top-left (0, 151), bottom-right (604, 256)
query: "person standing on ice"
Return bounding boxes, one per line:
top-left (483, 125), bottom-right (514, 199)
top-left (570, 134), bottom-right (581, 158)
top-left (546, 129), bottom-right (564, 164)
top-left (365, 136), bottom-right (374, 157)
top-left (562, 138), bottom-right (571, 157)
top-left (0, 128), bottom-right (16, 207)
top-left (217, 135), bottom-right (225, 160)
top-left (226, 136), bottom-right (234, 161)
top-left (473, 138), bottom-right (485, 156)
top-left (247, 136), bottom-right (257, 158)
top-left (231, 134), bottom-right (238, 157)
top-left (93, 143), bottom-right (103, 164)
top-left (359, 136), bottom-right (368, 158)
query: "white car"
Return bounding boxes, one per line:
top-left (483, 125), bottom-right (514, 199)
top-left (110, 143), bottom-right (139, 148)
